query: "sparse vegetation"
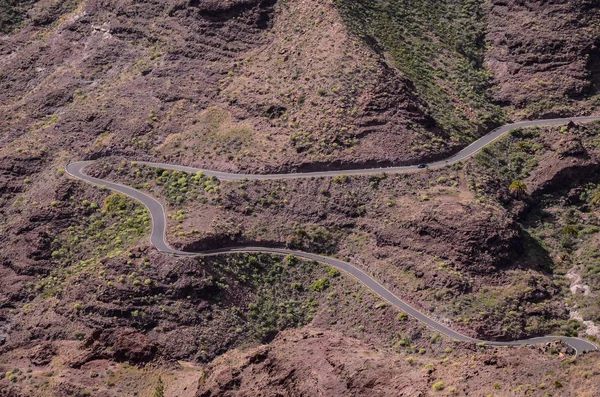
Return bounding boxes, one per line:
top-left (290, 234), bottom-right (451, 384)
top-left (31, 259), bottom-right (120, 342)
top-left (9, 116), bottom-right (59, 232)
top-left (152, 377), bottom-right (165, 397)
top-left (335, 0), bottom-right (506, 146)
top-left (156, 169), bottom-right (219, 205)
top-left (432, 381), bottom-right (445, 391)
top-left (590, 190), bottom-right (600, 206)
top-left (3, 1), bottom-right (600, 396)
top-left (509, 180), bottom-right (527, 199)
top-left (311, 277), bottom-right (330, 292)
top-left (0, 0), bottom-right (36, 33)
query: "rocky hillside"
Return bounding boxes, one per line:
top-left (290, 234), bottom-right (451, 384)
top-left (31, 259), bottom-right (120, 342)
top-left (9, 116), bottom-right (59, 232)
top-left (0, 0), bottom-right (446, 174)
top-left (196, 328), bottom-right (600, 397)
top-left (2, 0), bottom-right (600, 396)
top-left (485, 0), bottom-right (600, 118)
top-left (472, 120), bottom-right (600, 339)
top-left (2, 0), bottom-right (599, 173)
top-left (87, 120), bottom-right (600, 343)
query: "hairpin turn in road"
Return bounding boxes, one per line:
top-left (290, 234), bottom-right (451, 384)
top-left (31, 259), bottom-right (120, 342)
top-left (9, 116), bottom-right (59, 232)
top-left (66, 116), bottom-right (600, 353)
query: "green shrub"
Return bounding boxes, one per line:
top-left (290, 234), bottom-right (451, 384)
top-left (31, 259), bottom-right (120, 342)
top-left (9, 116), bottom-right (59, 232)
top-left (394, 338), bottom-right (411, 349)
top-left (311, 277), bottom-right (330, 291)
top-left (284, 254), bottom-right (298, 266)
top-left (554, 380), bottom-right (563, 388)
top-left (509, 180), bottom-right (527, 198)
top-left (333, 174), bottom-right (349, 184)
top-left (432, 381), bottom-right (445, 391)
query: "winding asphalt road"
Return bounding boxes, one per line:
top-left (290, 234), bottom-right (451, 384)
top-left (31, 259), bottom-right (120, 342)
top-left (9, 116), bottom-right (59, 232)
top-left (66, 116), bottom-right (600, 353)
top-left (138, 116), bottom-right (600, 180)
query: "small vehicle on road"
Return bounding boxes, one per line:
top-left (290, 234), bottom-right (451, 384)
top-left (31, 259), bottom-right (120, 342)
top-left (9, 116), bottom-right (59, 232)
top-left (417, 164), bottom-right (429, 169)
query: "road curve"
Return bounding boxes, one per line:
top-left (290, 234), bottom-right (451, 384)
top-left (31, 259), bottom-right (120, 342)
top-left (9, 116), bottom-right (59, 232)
top-left (66, 116), bottom-right (600, 353)
top-left (137, 116), bottom-right (600, 181)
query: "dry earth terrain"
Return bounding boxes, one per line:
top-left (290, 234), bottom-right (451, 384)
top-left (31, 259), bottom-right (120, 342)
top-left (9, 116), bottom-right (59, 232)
top-left (2, 0), bottom-right (600, 396)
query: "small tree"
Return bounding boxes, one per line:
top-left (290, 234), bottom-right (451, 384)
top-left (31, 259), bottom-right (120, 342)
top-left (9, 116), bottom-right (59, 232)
top-left (509, 180), bottom-right (527, 199)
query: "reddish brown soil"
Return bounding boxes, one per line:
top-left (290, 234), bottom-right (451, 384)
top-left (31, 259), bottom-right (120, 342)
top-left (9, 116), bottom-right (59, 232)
top-left (0, 0), bottom-right (447, 175)
top-left (196, 328), bottom-right (600, 397)
top-left (485, 0), bottom-right (600, 118)
top-left (92, 126), bottom-right (600, 343)
top-left (2, 1), bottom-right (600, 396)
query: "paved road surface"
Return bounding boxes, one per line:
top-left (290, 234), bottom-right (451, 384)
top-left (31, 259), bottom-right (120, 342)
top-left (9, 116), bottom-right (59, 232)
top-left (66, 116), bottom-right (600, 353)
top-left (138, 116), bottom-right (600, 180)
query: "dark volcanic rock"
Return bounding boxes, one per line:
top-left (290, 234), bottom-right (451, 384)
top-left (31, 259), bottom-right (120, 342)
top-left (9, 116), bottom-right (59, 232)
top-left (28, 342), bottom-right (56, 366)
top-left (485, 0), bottom-right (600, 115)
top-left (110, 328), bottom-right (157, 363)
top-left (552, 136), bottom-right (588, 159)
top-left (81, 328), bottom-right (157, 365)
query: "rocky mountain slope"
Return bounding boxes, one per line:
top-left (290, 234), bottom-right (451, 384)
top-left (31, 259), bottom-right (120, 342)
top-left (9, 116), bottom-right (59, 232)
top-left (2, 0), bottom-right (599, 173)
top-left (85, 120), bottom-right (600, 343)
top-left (2, 0), bottom-right (600, 396)
top-left (196, 328), bottom-right (600, 397)
top-left (485, 0), bottom-right (600, 118)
